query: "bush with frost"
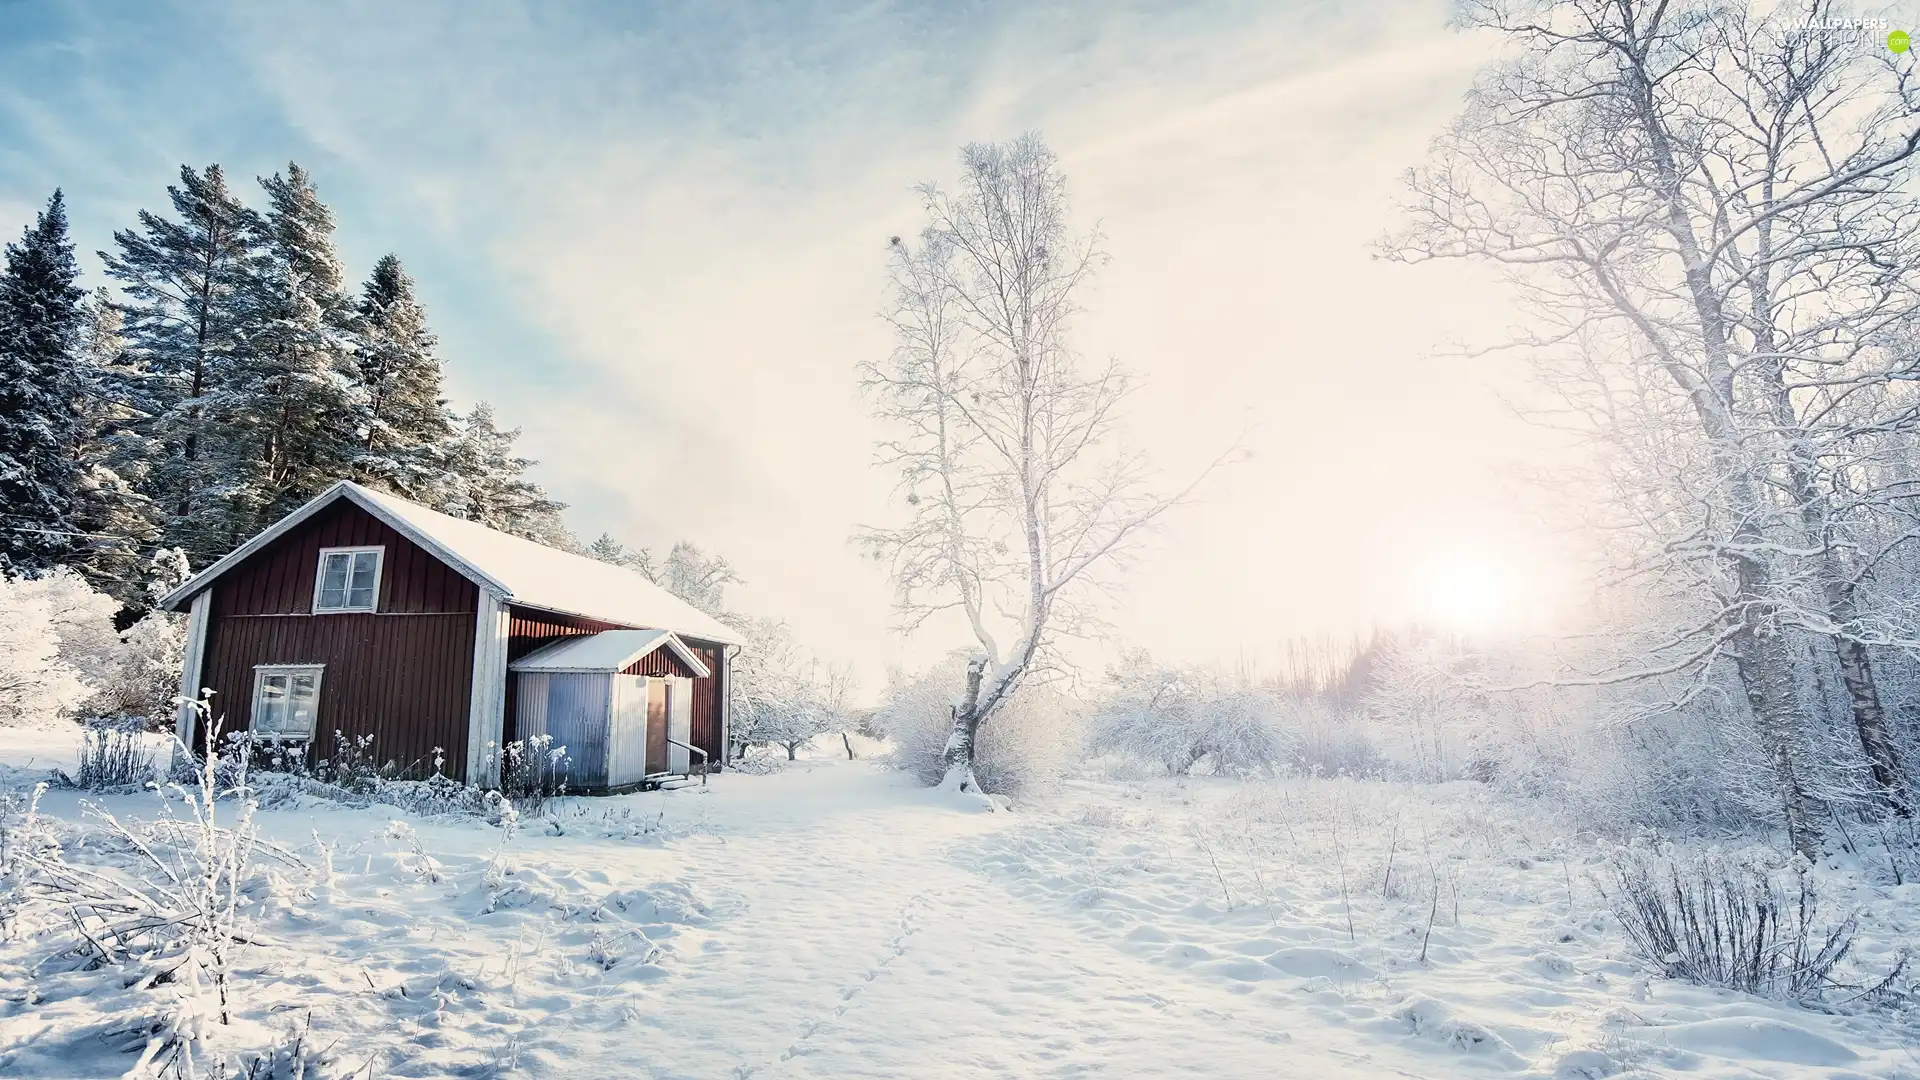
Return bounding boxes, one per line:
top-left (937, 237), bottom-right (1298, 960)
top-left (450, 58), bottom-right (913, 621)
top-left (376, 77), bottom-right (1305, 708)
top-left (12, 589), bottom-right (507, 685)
top-left (0, 572), bottom-right (95, 726)
top-left (0, 566), bottom-right (185, 730)
top-left (1087, 652), bottom-right (1289, 776)
top-left (1600, 846), bottom-right (1908, 1003)
top-left (873, 652), bottom-right (1082, 795)
top-left (3, 702), bottom-right (306, 1077)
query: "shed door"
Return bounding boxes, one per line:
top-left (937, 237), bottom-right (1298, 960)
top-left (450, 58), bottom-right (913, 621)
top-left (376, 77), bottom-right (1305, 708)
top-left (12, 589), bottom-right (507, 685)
top-left (668, 677), bottom-right (692, 774)
top-left (609, 675), bottom-right (650, 789)
top-left (646, 678), bottom-right (670, 774)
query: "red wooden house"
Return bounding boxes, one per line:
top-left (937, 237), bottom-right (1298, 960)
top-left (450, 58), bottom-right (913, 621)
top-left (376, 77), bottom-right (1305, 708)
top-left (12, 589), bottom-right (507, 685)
top-left (159, 481), bottom-right (746, 790)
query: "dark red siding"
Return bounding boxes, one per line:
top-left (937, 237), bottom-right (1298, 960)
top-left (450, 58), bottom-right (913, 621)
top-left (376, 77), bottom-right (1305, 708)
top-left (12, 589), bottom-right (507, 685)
top-left (507, 608), bottom-right (624, 661)
top-left (682, 641), bottom-right (726, 765)
top-left (193, 500), bottom-right (480, 779)
top-left (218, 500), bottom-right (477, 617)
top-left (621, 650), bottom-right (699, 678)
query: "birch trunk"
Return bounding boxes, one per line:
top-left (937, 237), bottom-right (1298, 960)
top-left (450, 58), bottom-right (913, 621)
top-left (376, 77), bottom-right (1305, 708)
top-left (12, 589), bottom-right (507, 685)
top-left (939, 657), bottom-right (987, 791)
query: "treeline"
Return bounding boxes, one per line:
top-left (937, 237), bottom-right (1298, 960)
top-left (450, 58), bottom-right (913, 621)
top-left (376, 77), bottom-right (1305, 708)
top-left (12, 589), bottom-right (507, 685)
top-left (0, 165), bottom-right (567, 609)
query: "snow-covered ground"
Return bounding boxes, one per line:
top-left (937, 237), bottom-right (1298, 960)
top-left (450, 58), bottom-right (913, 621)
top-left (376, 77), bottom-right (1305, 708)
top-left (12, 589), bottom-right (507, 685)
top-left (2, 728), bottom-right (1915, 1079)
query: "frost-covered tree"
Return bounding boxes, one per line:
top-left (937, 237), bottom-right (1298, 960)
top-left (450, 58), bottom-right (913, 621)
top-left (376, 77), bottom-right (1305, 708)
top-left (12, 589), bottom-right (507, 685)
top-left (1387, 0), bottom-right (1920, 851)
top-left (66, 289), bottom-right (163, 603)
top-left (647, 542), bottom-right (738, 618)
top-left (431, 402), bottom-right (572, 546)
top-left (586, 535), bottom-right (740, 618)
top-left (873, 652), bottom-right (1082, 793)
top-left (728, 617), bottom-right (855, 760)
top-left (0, 190), bottom-right (87, 575)
top-left (350, 254), bottom-right (452, 499)
top-left (101, 165), bottom-right (262, 567)
top-left (224, 163), bottom-right (361, 536)
top-left (860, 134), bottom-right (1232, 795)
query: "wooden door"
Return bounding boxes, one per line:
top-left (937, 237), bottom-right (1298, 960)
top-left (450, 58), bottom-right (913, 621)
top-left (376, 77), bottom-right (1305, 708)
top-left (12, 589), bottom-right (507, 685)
top-left (646, 677), bottom-right (669, 774)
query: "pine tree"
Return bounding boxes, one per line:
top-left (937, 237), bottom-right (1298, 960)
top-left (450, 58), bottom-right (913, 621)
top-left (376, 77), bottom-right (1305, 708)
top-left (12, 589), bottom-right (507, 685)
top-left (583, 534), bottom-right (739, 617)
top-left (67, 288), bottom-right (162, 603)
top-left (101, 165), bottom-right (261, 567)
top-left (350, 254), bottom-right (451, 498)
top-left (0, 191), bottom-right (87, 575)
top-left (585, 532), bottom-right (643, 568)
top-left (224, 163), bottom-right (360, 537)
top-left (432, 402), bottom-right (573, 546)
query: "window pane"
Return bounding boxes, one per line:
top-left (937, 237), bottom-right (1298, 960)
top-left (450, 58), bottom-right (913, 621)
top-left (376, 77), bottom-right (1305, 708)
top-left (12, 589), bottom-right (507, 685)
top-left (347, 551), bottom-right (378, 609)
top-left (258, 673), bottom-right (289, 734)
top-left (289, 674), bottom-right (318, 735)
top-left (318, 553), bottom-right (349, 609)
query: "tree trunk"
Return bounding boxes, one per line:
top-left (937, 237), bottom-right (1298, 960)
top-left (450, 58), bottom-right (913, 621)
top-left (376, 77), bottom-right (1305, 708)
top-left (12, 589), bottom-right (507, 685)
top-left (1731, 614), bottom-right (1821, 859)
top-left (842, 732), bottom-right (857, 760)
top-left (939, 657), bottom-right (987, 792)
top-left (1833, 633), bottom-right (1909, 816)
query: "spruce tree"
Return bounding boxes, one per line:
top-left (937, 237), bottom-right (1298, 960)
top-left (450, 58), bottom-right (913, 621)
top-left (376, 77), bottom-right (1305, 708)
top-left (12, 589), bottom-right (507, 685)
top-left (0, 191), bottom-right (86, 575)
top-left (68, 289), bottom-right (162, 602)
top-left (101, 165), bottom-right (261, 567)
top-left (226, 163), bottom-right (360, 536)
top-left (351, 254), bottom-right (452, 498)
top-left (433, 402), bottom-right (573, 546)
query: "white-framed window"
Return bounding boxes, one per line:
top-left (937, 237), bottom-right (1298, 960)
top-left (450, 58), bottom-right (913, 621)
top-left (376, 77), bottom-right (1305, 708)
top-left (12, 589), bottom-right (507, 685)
top-left (313, 546), bottom-right (383, 613)
top-left (251, 664), bottom-right (324, 740)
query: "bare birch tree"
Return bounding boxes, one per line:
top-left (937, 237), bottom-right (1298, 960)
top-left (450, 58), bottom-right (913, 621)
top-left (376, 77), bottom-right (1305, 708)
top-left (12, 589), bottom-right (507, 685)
top-left (860, 134), bottom-right (1231, 795)
top-left (1388, 0), bottom-right (1920, 853)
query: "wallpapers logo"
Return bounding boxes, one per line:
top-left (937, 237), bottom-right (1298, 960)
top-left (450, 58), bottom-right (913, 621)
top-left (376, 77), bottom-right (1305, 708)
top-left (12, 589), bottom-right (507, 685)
top-left (1788, 15), bottom-right (1910, 52)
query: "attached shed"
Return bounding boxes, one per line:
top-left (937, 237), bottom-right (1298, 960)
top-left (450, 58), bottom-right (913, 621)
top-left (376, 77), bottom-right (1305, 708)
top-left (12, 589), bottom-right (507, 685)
top-left (510, 629), bottom-right (713, 792)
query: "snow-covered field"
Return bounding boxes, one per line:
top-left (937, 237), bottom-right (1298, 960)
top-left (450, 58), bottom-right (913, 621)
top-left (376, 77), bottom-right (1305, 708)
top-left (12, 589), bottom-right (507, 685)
top-left (2, 728), bottom-right (1915, 1079)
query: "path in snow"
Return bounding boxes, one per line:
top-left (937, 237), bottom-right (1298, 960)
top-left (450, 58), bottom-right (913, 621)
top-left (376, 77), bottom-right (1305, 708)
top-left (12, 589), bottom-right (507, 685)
top-left (532, 765), bottom-right (1419, 1080)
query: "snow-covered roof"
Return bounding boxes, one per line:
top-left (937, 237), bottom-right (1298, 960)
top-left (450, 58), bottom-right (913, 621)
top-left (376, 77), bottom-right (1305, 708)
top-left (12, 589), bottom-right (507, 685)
top-left (509, 629), bottom-right (711, 677)
top-left (159, 481), bottom-right (746, 646)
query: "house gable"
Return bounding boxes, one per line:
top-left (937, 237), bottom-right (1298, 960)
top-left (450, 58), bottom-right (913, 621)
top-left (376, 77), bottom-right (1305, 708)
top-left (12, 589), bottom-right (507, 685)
top-left (191, 498), bottom-right (483, 779)
top-left (213, 499), bottom-right (481, 617)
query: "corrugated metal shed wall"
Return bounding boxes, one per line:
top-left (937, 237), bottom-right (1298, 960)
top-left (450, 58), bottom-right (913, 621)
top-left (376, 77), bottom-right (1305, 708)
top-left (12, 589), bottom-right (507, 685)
top-left (195, 499), bottom-right (479, 778)
top-left (520, 672), bottom-right (611, 789)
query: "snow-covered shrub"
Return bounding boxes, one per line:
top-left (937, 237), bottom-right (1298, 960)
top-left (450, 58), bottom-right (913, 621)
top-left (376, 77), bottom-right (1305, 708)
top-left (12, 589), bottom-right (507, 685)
top-left (1600, 847), bottom-right (1906, 1002)
top-left (0, 572), bottom-right (95, 725)
top-left (1088, 654), bottom-right (1287, 776)
top-left (1278, 695), bottom-right (1386, 777)
top-left (873, 653), bottom-right (1082, 795)
top-left (75, 715), bottom-right (155, 789)
top-left (90, 611), bottom-right (186, 730)
top-left (727, 746), bottom-right (792, 775)
top-left (313, 729), bottom-right (384, 791)
top-left (493, 735), bottom-right (571, 815)
top-left (728, 616), bottom-right (856, 760)
top-left (0, 567), bottom-right (186, 730)
top-left (1363, 634), bottom-right (1495, 782)
top-left (19, 567), bottom-right (123, 676)
top-left (5, 703), bottom-right (300, 1072)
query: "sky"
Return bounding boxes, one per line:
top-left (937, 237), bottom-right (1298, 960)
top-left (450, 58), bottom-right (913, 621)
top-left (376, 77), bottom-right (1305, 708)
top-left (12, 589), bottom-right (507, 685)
top-left (0, 0), bottom-right (1583, 689)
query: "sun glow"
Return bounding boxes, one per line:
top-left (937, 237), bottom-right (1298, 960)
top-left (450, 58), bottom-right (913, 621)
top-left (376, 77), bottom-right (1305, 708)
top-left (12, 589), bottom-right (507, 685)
top-left (1419, 554), bottom-right (1518, 634)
